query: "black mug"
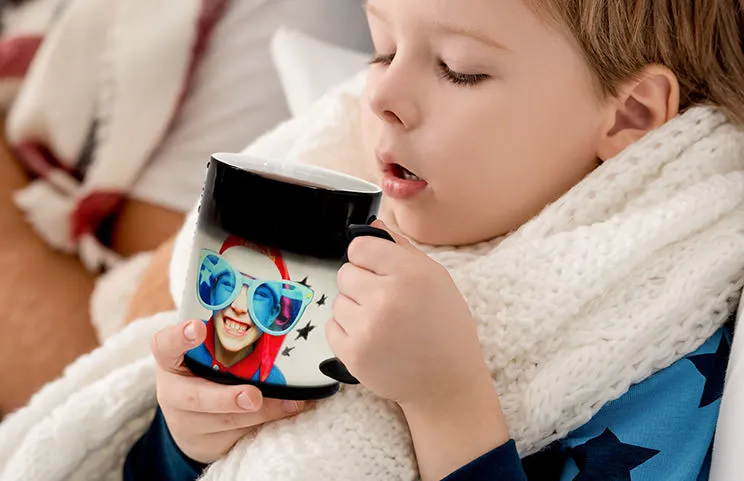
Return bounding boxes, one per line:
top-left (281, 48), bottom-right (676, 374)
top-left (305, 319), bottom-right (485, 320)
top-left (180, 153), bottom-right (392, 400)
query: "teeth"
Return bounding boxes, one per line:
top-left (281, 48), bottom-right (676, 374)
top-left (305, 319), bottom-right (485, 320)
top-left (401, 168), bottom-right (421, 181)
top-left (225, 319), bottom-right (248, 332)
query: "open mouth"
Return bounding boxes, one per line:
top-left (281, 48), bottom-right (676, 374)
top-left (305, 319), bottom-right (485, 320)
top-left (377, 151), bottom-right (429, 199)
top-left (223, 316), bottom-right (252, 337)
top-left (388, 163), bottom-right (424, 182)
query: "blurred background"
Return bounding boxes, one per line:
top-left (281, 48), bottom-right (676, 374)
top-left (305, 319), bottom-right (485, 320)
top-left (0, 0), bottom-right (372, 415)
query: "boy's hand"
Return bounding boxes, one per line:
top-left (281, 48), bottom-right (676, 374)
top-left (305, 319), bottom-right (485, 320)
top-left (152, 320), bottom-right (305, 464)
top-left (327, 220), bottom-right (490, 409)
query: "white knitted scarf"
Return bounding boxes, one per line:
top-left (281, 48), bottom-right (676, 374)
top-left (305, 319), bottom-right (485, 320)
top-left (1, 73), bottom-right (743, 481)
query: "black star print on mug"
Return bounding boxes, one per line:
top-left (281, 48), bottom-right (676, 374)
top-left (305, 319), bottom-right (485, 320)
top-left (295, 321), bottom-right (316, 341)
top-left (282, 346), bottom-right (296, 357)
top-left (298, 276), bottom-right (311, 288)
top-left (316, 294), bottom-right (327, 306)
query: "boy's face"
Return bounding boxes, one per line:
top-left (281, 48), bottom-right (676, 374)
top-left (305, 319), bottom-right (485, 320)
top-left (214, 285), bottom-right (263, 353)
top-left (362, 0), bottom-right (609, 246)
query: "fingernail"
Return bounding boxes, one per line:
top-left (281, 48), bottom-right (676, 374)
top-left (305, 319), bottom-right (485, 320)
top-left (183, 321), bottom-right (197, 342)
top-left (282, 400), bottom-right (302, 413)
top-left (237, 392), bottom-right (255, 411)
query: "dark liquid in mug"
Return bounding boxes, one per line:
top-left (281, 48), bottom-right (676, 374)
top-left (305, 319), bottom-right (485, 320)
top-left (257, 172), bottom-right (339, 191)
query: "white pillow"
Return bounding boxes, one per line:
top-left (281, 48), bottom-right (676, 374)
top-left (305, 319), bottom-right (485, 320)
top-left (271, 27), bottom-right (370, 117)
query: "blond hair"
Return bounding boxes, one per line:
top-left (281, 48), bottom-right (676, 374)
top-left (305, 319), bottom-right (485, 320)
top-left (528, 0), bottom-right (744, 124)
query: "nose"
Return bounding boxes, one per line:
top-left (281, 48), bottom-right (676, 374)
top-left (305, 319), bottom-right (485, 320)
top-left (230, 289), bottom-right (248, 315)
top-left (367, 59), bottom-right (421, 130)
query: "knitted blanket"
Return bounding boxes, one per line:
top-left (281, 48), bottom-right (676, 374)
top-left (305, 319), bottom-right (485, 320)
top-left (1, 72), bottom-right (743, 481)
top-left (4, 0), bottom-right (228, 271)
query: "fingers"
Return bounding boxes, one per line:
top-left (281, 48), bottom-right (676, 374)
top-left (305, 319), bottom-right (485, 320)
top-left (327, 295), bottom-right (359, 363)
top-left (369, 219), bottom-right (414, 248)
top-left (326, 317), bottom-right (350, 363)
top-left (346, 235), bottom-right (405, 275)
top-left (260, 398), bottom-right (305, 422)
top-left (181, 398), bottom-right (306, 434)
top-left (159, 373), bottom-right (265, 414)
top-left (331, 294), bottom-right (361, 333)
top-left (337, 262), bottom-right (378, 304)
top-left (346, 219), bottom-right (419, 275)
top-left (152, 320), bottom-right (207, 373)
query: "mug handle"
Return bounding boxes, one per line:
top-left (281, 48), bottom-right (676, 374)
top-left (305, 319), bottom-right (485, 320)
top-left (319, 223), bottom-right (396, 385)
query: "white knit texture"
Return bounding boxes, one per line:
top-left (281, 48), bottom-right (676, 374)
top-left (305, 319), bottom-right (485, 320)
top-left (2, 73), bottom-right (743, 480)
top-left (0, 312), bottom-right (175, 480)
top-left (90, 252), bottom-right (154, 342)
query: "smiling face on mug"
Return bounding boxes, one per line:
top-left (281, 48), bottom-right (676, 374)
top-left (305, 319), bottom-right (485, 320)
top-left (213, 284), bottom-right (264, 357)
top-left (206, 244), bottom-right (290, 367)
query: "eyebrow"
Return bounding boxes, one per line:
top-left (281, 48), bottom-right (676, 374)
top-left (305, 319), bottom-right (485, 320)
top-left (363, 1), bottom-right (509, 52)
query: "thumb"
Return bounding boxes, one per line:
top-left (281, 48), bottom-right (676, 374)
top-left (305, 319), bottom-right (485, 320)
top-left (370, 218), bottom-right (417, 251)
top-left (152, 320), bottom-right (207, 373)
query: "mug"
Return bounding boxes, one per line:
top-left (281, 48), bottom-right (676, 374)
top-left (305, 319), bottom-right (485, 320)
top-left (180, 153), bottom-right (391, 401)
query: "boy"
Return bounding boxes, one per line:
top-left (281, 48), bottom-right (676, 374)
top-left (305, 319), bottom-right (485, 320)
top-left (125, 0), bottom-right (744, 479)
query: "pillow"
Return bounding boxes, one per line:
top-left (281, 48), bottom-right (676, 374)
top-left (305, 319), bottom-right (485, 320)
top-left (270, 26), bottom-right (370, 117)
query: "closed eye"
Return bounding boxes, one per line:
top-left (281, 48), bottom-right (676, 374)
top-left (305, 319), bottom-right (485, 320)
top-left (370, 53), bottom-right (490, 87)
top-left (370, 52), bottom-right (395, 66)
top-left (438, 62), bottom-right (490, 86)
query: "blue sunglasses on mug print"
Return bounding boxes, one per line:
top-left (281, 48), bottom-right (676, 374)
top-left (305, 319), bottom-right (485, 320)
top-left (197, 249), bottom-right (314, 336)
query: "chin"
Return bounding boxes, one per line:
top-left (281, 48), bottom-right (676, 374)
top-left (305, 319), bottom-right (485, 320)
top-left (220, 339), bottom-right (244, 352)
top-left (215, 332), bottom-right (247, 353)
top-left (224, 343), bottom-right (246, 353)
top-left (390, 208), bottom-right (454, 246)
top-left (395, 209), bottom-right (504, 247)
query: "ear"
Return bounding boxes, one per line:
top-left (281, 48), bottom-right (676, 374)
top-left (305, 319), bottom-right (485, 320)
top-left (596, 65), bottom-right (680, 161)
